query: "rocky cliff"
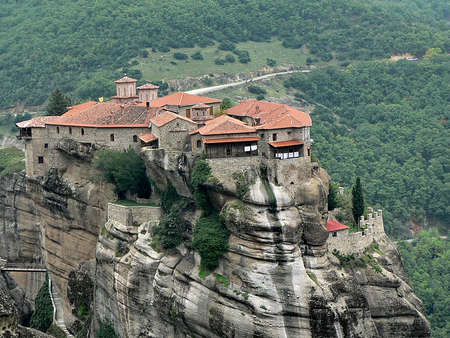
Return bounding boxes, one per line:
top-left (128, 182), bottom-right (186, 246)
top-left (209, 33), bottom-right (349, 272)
top-left (93, 150), bottom-right (431, 338)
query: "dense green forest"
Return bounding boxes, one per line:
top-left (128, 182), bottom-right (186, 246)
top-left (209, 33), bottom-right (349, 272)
top-left (283, 59), bottom-right (450, 236)
top-left (2, 0), bottom-right (450, 107)
top-left (398, 230), bottom-right (450, 338)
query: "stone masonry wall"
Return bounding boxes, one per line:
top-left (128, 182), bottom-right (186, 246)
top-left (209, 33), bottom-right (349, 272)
top-left (327, 209), bottom-right (384, 255)
top-left (107, 203), bottom-right (163, 227)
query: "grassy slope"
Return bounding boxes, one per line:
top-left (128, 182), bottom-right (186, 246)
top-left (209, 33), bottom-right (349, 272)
top-left (135, 39), bottom-right (311, 82)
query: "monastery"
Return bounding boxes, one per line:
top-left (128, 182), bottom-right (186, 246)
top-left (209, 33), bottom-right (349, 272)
top-left (16, 77), bottom-right (313, 177)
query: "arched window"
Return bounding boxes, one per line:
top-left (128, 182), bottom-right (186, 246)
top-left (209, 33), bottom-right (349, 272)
top-left (197, 140), bottom-right (202, 148)
top-left (57, 127), bottom-right (60, 134)
top-left (110, 134), bottom-right (115, 141)
top-left (133, 135), bottom-right (138, 142)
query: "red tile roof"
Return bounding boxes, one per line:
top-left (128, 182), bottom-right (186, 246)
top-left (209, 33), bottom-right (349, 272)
top-left (137, 83), bottom-right (159, 90)
top-left (327, 220), bottom-right (350, 232)
top-left (16, 116), bottom-right (60, 128)
top-left (47, 101), bottom-right (168, 128)
top-left (139, 132), bottom-right (158, 143)
top-left (227, 100), bottom-right (311, 130)
top-left (150, 111), bottom-right (197, 127)
top-left (64, 101), bottom-right (98, 116)
top-left (203, 137), bottom-right (259, 144)
top-left (191, 114), bottom-right (256, 136)
top-left (142, 92), bottom-right (221, 108)
top-left (268, 140), bottom-right (304, 148)
top-left (114, 76), bottom-right (137, 83)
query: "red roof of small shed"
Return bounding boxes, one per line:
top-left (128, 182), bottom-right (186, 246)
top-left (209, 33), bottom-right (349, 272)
top-left (327, 220), bottom-right (350, 232)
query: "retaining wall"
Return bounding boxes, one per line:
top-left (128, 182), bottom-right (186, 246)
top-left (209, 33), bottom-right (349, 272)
top-left (327, 209), bottom-right (384, 255)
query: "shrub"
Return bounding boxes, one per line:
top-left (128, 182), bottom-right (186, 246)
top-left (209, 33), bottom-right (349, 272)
top-left (67, 270), bottom-right (94, 320)
top-left (30, 275), bottom-right (53, 333)
top-left (225, 54), bottom-right (236, 63)
top-left (266, 58), bottom-right (276, 67)
top-left (221, 98), bottom-right (232, 110)
top-left (191, 51), bottom-right (204, 60)
top-left (92, 149), bottom-right (151, 198)
top-left (173, 52), bottom-right (188, 60)
top-left (154, 202), bottom-right (187, 249)
top-left (282, 37), bottom-right (303, 49)
top-left (256, 94), bottom-right (265, 100)
top-left (248, 85), bottom-right (267, 95)
top-left (191, 160), bottom-right (230, 270)
top-left (218, 41), bottom-right (236, 51)
top-left (192, 211), bottom-right (230, 270)
top-left (214, 58), bottom-right (226, 65)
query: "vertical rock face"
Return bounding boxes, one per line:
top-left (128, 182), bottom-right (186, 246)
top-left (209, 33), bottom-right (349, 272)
top-left (94, 152), bottom-right (431, 338)
top-left (0, 150), bottom-right (115, 326)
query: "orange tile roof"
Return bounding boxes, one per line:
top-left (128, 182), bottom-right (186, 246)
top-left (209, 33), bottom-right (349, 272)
top-left (47, 101), bottom-right (167, 128)
top-left (114, 76), bottom-right (137, 83)
top-left (268, 140), bottom-right (304, 148)
top-left (139, 132), bottom-right (158, 143)
top-left (191, 114), bottom-right (256, 136)
top-left (137, 83), bottom-right (159, 90)
top-left (16, 116), bottom-right (60, 128)
top-left (203, 137), bottom-right (259, 144)
top-left (227, 100), bottom-right (312, 130)
top-left (64, 101), bottom-right (98, 116)
top-left (142, 92), bottom-right (221, 108)
top-left (327, 220), bottom-right (350, 232)
top-left (150, 111), bottom-right (197, 127)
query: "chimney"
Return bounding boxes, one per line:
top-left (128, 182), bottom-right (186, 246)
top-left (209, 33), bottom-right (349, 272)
top-left (256, 105), bottom-right (260, 113)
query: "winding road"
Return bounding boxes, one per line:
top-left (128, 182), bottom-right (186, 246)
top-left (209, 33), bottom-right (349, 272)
top-left (185, 70), bottom-right (310, 96)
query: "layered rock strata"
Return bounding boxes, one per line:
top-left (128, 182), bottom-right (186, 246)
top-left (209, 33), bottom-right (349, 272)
top-left (94, 151), bottom-right (430, 337)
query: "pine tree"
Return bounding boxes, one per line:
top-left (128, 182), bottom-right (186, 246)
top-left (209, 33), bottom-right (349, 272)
top-left (352, 177), bottom-right (364, 227)
top-left (46, 88), bottom-right (72, 116)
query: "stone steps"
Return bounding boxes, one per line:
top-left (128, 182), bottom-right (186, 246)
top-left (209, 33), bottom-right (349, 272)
top-left (49, 278), bottom-right (75, 338)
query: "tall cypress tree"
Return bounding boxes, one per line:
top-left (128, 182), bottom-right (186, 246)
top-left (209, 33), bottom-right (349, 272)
top-left (352, 177), bottom-right (365, 227)
top-left (46, 89), bottom-right (72, 116)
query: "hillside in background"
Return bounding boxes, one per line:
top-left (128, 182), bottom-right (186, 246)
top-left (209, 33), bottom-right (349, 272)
top-left (2, 0), bottom-right (450, 107)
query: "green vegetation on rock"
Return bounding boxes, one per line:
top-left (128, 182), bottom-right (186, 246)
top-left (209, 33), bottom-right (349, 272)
top-left (30, 275), bottom-right (53, 333)
top-left (191, 160), bottom-right (230, 271)
top-left (92, 149), bottom-right (151, 198)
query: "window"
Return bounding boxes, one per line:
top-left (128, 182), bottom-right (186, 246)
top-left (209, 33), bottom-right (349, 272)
top-left (57, 127), bottom-right (60, 134)
top-left (259, 133), bottom-right (264, 140)
top-left (69, 127), bottom-right (72, 134)
top-left (110, 134), bottom-right (115, 141)
top-left (81, 128), bottom-right (85, 135)
top-left (38, 156), bottom-right (44, 164)
top-left (333, 232), bottom-right (337, 237)
top-left (133, 135), bottom-right (138, 142)
top-left (307, 148), bottom-right (311, 157)
top-left (44, 143), bottom-right (48, 149)
top-left (197, 140), bottom-right (202, 148)
top-left (273, 133), bottom-right (277, 141)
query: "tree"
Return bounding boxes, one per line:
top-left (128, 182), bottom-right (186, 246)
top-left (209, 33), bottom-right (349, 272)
top-left (46, 89), bottom-right (72, 116)
top-left (328, 182), bottom-right (340, 210)
top-left (352, 177), bottom-right (364, 227)
top-left (221, 98), bottom-right (232, 110)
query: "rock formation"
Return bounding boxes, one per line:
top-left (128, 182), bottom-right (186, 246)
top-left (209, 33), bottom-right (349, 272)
top-left (93, 150), bottom-right (431, 337)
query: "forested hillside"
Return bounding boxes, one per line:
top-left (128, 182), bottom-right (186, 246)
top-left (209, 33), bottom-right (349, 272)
top-left (398, 230), bottom-right (450, 338)
top-left (2, 0), bottom-right (450, 107)
top-left (284, 60), bottom-right (450, 235)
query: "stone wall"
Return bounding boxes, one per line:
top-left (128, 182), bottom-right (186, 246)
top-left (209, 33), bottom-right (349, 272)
top-left (107, 203), bottom-right (163, 227)
top-left (25, 125), bottom-right (150, 177)
top-left (327, 209), bottom-right (385, 255)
